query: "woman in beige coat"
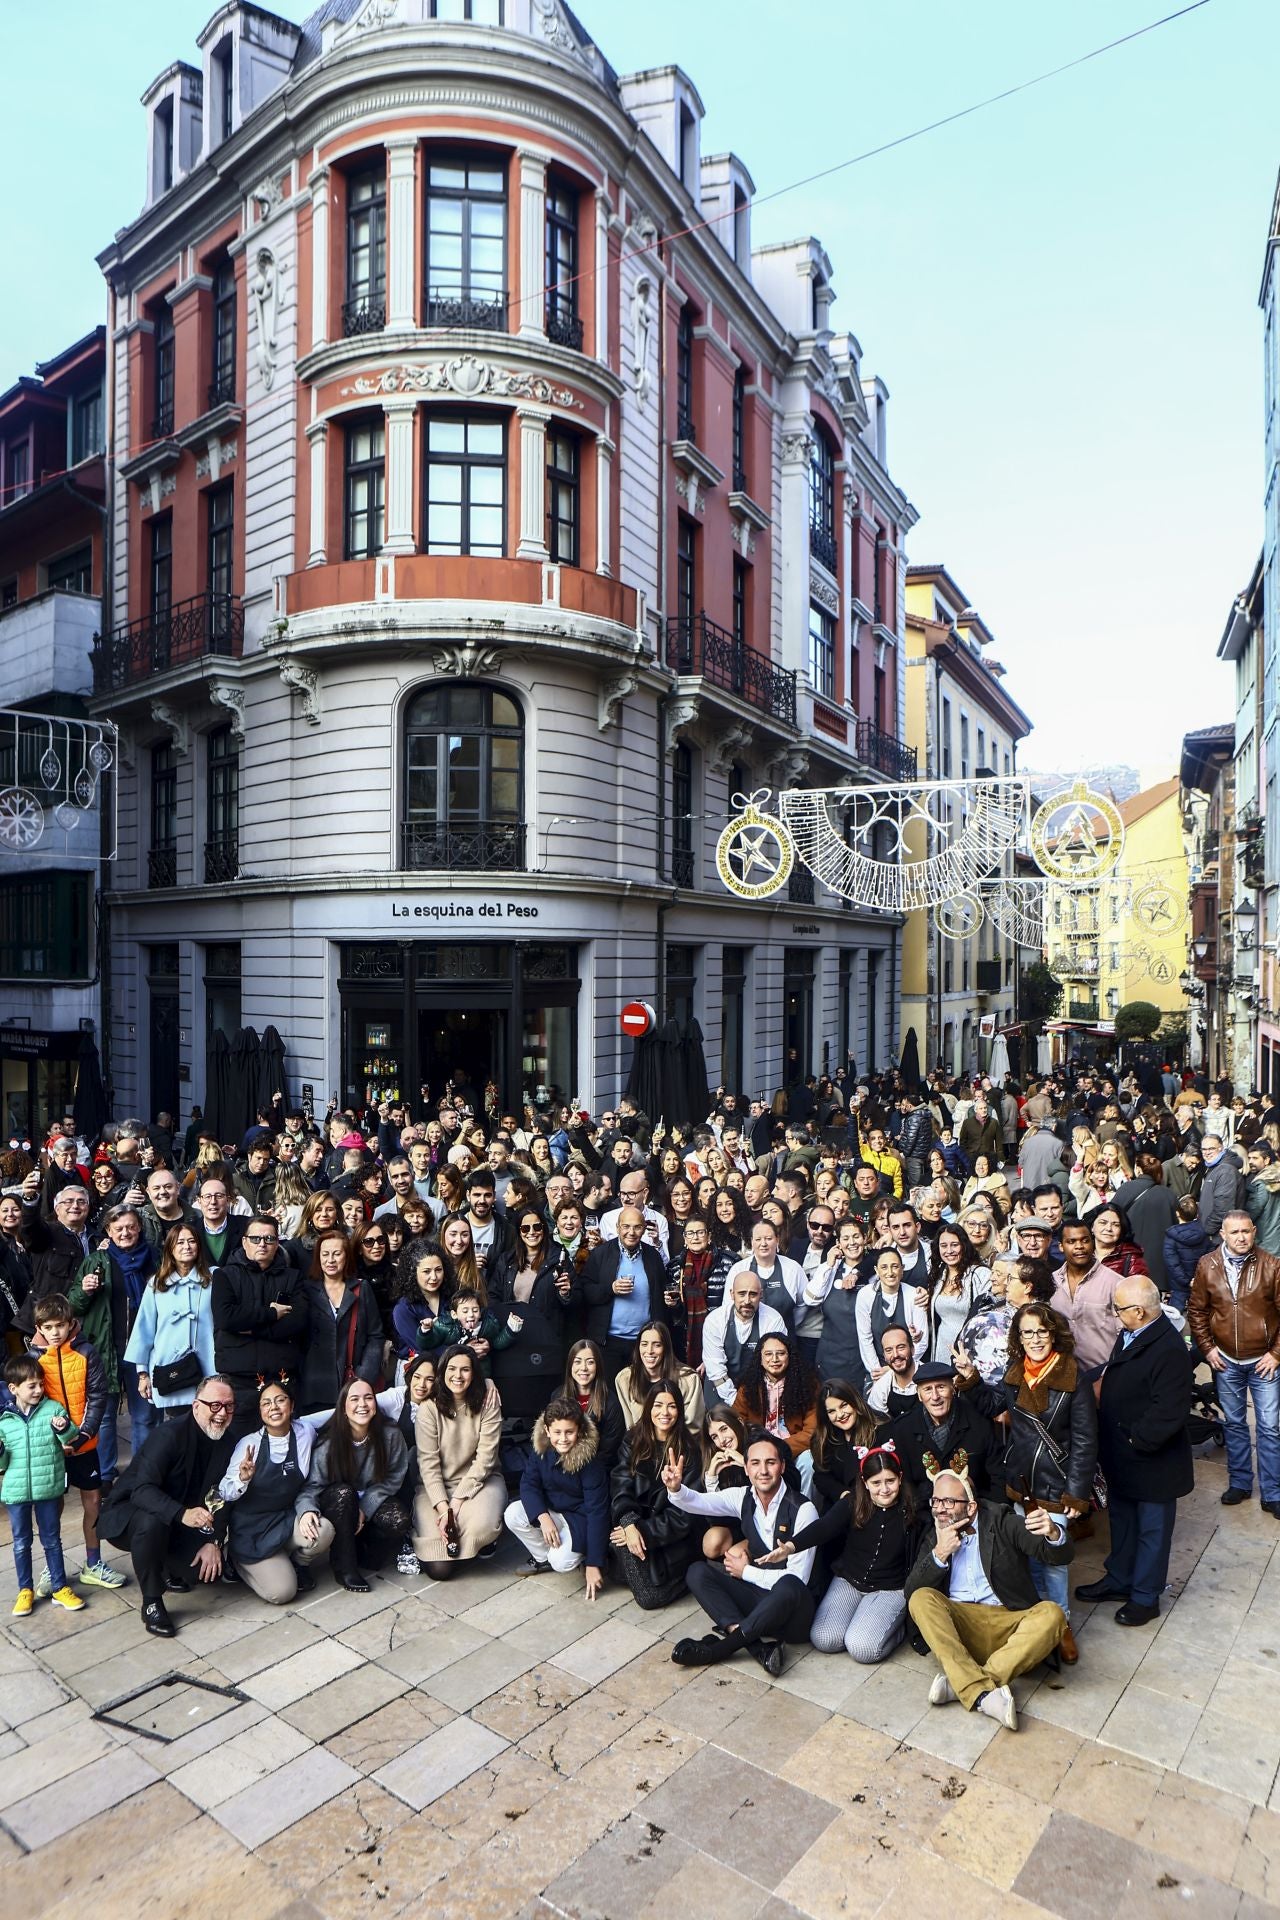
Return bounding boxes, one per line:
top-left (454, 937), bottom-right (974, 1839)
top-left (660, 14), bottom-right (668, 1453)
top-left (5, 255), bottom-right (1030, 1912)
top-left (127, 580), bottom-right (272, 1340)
top-left (413, 1345), bottom-right (506, 1578)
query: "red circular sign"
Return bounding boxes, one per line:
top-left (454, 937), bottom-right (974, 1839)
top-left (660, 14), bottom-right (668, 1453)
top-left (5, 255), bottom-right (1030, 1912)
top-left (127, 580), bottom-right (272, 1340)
top-left (620, 1001), bottom-right (656, 1038)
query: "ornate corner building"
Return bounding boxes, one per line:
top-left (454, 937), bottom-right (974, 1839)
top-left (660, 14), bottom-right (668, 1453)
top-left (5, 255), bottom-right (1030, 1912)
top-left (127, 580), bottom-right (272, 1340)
top-left (91, 0), bottom-right (918, 1117)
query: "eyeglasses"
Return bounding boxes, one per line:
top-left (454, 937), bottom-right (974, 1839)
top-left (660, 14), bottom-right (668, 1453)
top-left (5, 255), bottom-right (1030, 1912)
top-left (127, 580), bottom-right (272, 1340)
top-left (244, 1234), bottom-right (277, 1245)
top-left (1112, 1302), bottom-right (1143, 1317)
top-left (197, 1399), bottom-right (235, 1415)
top-left (363, 1235), bottom-right (387, 1246)
top-left (930, 1497), bottom-right (968, 1512)
top-left (520, 1225), bottom-right (545, 1237)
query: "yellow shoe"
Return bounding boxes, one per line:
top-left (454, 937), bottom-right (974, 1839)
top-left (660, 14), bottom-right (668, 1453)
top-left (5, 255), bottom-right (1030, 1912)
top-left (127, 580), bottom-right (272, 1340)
top-left (50, 1586), bottom-right (85, 1612)
top-left (11, 1589), bottom-right (33, 1617)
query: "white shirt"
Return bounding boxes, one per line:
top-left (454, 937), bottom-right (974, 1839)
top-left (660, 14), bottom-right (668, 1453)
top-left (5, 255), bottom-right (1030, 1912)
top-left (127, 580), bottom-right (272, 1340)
top-left (599, 1205), bottom-right (670, 1260)
top-left (866, 1368), bottom-right (918, 1415)
top-left (701, 1298), bottom-right (787, 1404)
top-left (670, 1482), bottom-right (817, 1590)
top-left (854, 1284), bottom-right (930, 1380)
top-left (724, 1254), bottom-right (806, 1309)
top-left (219, 1415), bottom-right (325, 1502)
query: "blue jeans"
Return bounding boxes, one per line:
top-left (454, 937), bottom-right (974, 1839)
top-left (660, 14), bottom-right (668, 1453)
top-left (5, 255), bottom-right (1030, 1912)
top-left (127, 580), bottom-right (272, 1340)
top-left (96, 1363), bottom-right (161, 1483)
top-left (1105, 1495), bottom-right (1176, 1607)
top-left (1217, 1357), bottom-right (1280, 1502)
top-left (1017, 1503), bottom-right (1071, 1618)
top-left (8, 1499), bottom-right (66, 1591)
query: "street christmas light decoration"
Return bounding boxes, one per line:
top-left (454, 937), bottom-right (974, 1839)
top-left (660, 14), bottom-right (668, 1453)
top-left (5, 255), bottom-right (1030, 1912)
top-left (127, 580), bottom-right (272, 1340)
top-left (716, 791), bottom-right (795, 898)
top-left (977, 877), bottom-right (1047, 949)
top-left (0, 709), bottom-right (118, 861)
top-left (1027, 780), bottom-right (1125, 884)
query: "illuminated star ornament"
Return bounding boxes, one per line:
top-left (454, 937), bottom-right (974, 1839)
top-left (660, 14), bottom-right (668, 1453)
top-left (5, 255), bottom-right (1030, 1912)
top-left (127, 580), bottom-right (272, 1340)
top-left (716, 791), bottom-right (794, 898)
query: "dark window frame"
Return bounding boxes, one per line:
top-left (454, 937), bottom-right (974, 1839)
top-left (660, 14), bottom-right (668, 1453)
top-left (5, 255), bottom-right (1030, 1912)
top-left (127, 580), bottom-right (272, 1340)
top-left (809, 429), bottom-right (836, 558)
top-left (71, 386), bottom-right (104, 465)
top-left (676, 303), bottom-right (695, 440)
top-left (206, 483), bottom-right (234, 601)
top-left (345, 165), bottom-right (388, 333)
top-left (544, 177), bottom-right (579, 335)
top-left (401, 682), bottom-right (525, 871)
top-left (808, 602), bottom-right (836, 701)
top-left (46, 545), bottom-right (93, 596)
top-left (153, 303), bottom-right (175, 437)
top-left (671, 743), bottom-right (694, 888)
top-left (676, 515), bottom-right (696, 625)
top-left (423, 411), bottom-right (506, 557)
top-left (429, 0), bottom-right (503, 16)
top-left (732, 557), bottom-right (747, 651)
top-left (546, 428), bottom-right (579, 566)
top-left (344, 416), bottom-right (386, 560)
top-left (0, 872), bottom-right (92, 981)
top-left (731, 364), bottom-right (747, 491)
top-left (207, 724), bottom-right (239, 844)
top-left (211, 257), bottom-right (237, 403)
top-left (149, 513), bottom-right (173, 617)
top-left (214, 39), bottom-right (233, 143)
top-left (424, 151), bottom-right (508, 324)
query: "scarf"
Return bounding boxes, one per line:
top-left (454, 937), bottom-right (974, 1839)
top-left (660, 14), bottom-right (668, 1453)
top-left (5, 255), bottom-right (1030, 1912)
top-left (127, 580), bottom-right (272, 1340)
top-left (110, 1240), bottom-right (153, 1309)
top-left (1021, 1350), bottom-right (1059, 1389)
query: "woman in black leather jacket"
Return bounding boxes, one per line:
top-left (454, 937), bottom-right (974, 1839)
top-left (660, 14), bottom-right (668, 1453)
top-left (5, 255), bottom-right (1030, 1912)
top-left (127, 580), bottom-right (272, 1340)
top-left (609, 1380), bottom-right (704, 1608)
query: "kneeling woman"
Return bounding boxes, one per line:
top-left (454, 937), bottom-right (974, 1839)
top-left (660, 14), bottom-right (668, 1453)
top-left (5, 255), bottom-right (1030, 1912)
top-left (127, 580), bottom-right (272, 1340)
top-left (609, 1380), bottom-right (703, 1609)
top-left (294, 1378), bottom-right (411, 1592)
top-left (503, 1397), bottom-right (610, 1598)
top-left (760, 1439), bottom-right (920, 1663)
top-left (413, 1346), bottom-right (506, 1578)
top-left (218, 1378), bottom-right (335, 1602)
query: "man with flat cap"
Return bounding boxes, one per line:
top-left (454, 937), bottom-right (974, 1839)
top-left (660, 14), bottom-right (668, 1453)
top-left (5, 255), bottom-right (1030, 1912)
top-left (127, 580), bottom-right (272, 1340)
top-left (889, 1360), bottom-right (1000, 1502)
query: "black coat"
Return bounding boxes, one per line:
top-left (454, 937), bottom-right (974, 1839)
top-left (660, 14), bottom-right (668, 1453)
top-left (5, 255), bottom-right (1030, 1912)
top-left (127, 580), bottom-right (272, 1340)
top-left (0, 1233), bottom-right (32, 1336)
top-left (211, 1247), bottom-right (310, 1384)
top-left (193, 1213), bottom-right (248, 1265)
top-left (970, 1357), bottom-right (1098, 1512)
top-left (904, 1499), bottom-right (1074, 1613)
top-left (582, 1241), bottom-right (672, 1347)
top-left (485, 1254), bottom-right (582, 1425)
top-left (1097, 1313), bottom-right (1194, 1503)
top-left (298, 1278), bottom-right (384, 1413)
top-left (100, 1415), bottom-right (236, 1545)
top-left (610, 1444), bottom-right (703, 1583)
top-left (889, 1394), bottom-right (1001, 1501)
top-left (17, 1204), bottom-right (89, 1331)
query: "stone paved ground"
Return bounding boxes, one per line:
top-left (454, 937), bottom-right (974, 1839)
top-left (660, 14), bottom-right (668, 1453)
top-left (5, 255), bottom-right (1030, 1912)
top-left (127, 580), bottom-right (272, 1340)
top-left (1, 1437), bottom-right (1279, 1920)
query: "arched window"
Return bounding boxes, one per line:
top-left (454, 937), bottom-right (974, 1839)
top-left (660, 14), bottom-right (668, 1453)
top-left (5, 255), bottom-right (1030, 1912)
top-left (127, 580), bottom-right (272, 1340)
top-left (402, 682), bottom-right (524, 872)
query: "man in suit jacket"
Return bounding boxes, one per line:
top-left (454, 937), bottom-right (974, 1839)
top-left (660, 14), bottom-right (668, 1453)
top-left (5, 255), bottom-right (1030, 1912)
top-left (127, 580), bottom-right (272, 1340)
top-left (1077, 1277), bottom-right (1194, 1625)
top-left (889, 1362), bottom-right (999, 1500)
top-left (581, 1205), bottom-right (671, 1378)
top-left (906, 1467), bottom-right (1071, 1729)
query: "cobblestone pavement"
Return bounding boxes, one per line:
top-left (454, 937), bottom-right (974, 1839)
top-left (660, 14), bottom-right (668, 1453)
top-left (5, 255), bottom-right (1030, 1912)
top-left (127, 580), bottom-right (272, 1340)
top-left (1, 1441), bottom-right (1278, 1919)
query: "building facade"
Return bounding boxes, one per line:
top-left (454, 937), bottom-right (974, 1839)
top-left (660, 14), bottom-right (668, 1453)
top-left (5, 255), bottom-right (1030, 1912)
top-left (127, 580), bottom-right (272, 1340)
top-left (91, 0), bottom-right (919, 1122)
top-left (1181, 726), bottom-right (1237, 1081)
top-left (0, 330), bottom-right (109, 1137)
top-left (900, 565), bottom-right (1032, 1076)
top-left (1217, 558), bottom-right (1268, 1090)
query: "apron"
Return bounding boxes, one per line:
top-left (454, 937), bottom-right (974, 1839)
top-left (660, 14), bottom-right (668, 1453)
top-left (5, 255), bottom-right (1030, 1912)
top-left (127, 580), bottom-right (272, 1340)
top-left (751, 1258), bottom-right (795, 1331)
top-left (229, 1425), bottom-right (306, 1562)
top-left (817, 1272), bottom-right (865, 1388)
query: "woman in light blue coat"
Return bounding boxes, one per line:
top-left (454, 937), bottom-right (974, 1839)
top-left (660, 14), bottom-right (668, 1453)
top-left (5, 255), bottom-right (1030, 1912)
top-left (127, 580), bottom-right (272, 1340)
top-left (123, 1224), bottom-right (217, 1416)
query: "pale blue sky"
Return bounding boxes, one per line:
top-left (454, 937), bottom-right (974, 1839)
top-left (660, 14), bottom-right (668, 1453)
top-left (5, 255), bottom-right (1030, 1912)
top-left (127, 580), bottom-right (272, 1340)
top-left (4, 0), bottom-right (1273, 766)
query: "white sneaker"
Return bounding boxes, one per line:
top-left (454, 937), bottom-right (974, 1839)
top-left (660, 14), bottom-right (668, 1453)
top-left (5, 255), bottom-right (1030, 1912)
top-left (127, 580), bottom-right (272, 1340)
top-left (928, 1670), bottom-right (957, 1706)
top-left (396, 1544), bottom-right (420, 1575)
top-left (977, 1685), bottom-right (1018, 1730)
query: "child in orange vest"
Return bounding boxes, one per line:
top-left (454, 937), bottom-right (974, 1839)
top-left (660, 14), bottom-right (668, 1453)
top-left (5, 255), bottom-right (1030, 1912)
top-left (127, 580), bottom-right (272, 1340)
top-left (28, 1294), bottom-right (126, 1593)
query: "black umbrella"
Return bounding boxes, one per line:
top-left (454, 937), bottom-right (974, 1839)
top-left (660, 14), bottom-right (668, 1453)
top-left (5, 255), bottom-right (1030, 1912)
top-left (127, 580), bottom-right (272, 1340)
top-left (229, 1027), bottom-right (261, 1141)
top-left (257, 1024), bottom-right (288, 1113)
top-left (625, 1031), bottom-right (663, 1125)
top-left (72, 1031), bottom-right (109, 1147)
top-left (653, 1017), bottom-right (685, 1129)
top-left (203, 1028), bottom-right (229, 1143)
top-left (677, 1017), bottom-right (711, 1130)
top-left (899, 1026), bottom-right (922, 1096)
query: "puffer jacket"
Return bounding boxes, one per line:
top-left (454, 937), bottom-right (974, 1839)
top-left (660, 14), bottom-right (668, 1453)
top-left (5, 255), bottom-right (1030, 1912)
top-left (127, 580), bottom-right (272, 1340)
top-left (898, 1106), bottom-right (935, 1168)
top-left (26, 1325), bottom-right (107, 1453)
top-left (1162, 1220), bottom-right (1213, 1311)
top-left (972, 1353), bottom-right (1098, 1513)
top-left (1188, 1246), bottom-right (1280, 1363)
top-left (518, 1414), bottom-right (611, 1568)
top-left (0, 1397), bottom-right (81, 1502)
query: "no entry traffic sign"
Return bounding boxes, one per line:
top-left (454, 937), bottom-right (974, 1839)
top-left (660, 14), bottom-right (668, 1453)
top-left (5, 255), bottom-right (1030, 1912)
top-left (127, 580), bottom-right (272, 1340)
top-left (620, 1001), bottom-right (656, 1038)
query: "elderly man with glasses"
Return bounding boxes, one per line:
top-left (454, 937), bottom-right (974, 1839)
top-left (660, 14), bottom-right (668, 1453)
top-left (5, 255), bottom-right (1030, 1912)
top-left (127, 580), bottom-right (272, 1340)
top-left (906, 1466), bottom-right (1072, 1731)
top-left (99, 1375), bottom-right (239, 1638)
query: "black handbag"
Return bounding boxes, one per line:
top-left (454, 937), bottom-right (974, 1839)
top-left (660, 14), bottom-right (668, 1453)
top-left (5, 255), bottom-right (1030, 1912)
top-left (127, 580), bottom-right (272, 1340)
top-left (152, 1350), bottom-right (203, 1395)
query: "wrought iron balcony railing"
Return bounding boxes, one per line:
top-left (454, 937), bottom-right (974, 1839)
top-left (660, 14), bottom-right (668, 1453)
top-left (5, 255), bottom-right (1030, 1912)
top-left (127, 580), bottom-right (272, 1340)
top-left (93, 592), bottom-right (245, 693)
top-left (788, 866), bottom-right (815, 905)
top-left (342, 295), bottom-right (386, 338)
top-left (855, 717), bottom-right (916, 782)
top-left (665, 612), bottom-right (797, 727)
top-left (204, 836), bottom-right (239, 885)
top-left (151, 405), bottom-right (174, 440)
top-left (424, 287), bottom-right (508, 331)
top-left (671, 848), bottom-right (695, 889)
top-left (809, 518), bottom-right (838, 573)
top-left (545, 306), bottom-right (584, 350)
top-left (147, 847), bottom-right (177, 889)
top-left (400, 821), bottom-right (526, 872)
top-left (732, 464), bottom-right (748, 494)
top-left (675, 406), bottom-right (697, 444)
top-left (207, 367), bottom-right (237, 408)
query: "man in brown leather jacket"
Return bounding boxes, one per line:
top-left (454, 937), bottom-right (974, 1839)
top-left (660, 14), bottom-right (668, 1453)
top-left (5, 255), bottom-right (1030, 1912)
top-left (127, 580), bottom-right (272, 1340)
top-left (1188, 1211), bottom-right (1280, 1516)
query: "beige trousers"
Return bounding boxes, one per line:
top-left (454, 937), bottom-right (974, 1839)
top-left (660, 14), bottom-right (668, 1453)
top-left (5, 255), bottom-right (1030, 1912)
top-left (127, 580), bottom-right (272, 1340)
top-left (908, 1587), bottom-right (1065, 1709)
top-left (233, 1514), bottom-right (335, 1605)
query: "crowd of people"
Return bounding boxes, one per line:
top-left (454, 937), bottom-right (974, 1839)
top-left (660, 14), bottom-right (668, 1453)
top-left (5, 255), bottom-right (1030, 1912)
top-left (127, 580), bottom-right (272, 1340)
top-left (0, 1053), bottom-right (1275, 1731)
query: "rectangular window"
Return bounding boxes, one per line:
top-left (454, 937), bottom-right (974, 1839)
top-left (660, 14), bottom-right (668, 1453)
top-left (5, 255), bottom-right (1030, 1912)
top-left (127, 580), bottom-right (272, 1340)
top-left (671, 746), bottom-right (694, 887)
top-left (732, 558), bottom-right (747, 651)
top-left (959, 714), bottom-right (970, 779)
top-left (808, 603), bottom-right (835, 700)
top-left (676, 516), bottom-right (696, 625)
top-left (149, 514), bottom-right (173, 617)
top-left (153, 304), bottom-right (175, 436)
top-left (977, 726), bottom-right (986, 772)
top-left (344, 418), bottom-right (386, 559)
top-left (1, 579), bottom-right (16, 609)
top-left (215, 40), bottom-right (233, 142)
top-left (6, 440), bottom-right (30, 501)
top-left (676, 304), bottom-right (695, 440)
top-left (425, 155), bottom-right (507, 328)
top-left (345, 167), bottom-right (387, 334)
top-left (47, 545), bottom-right (93, 595)
top-left (544, 180), bottom-right (580, 346)
top-left (207, 484), bottom-right (234, 601)
top-left (211, 258), bottom-right (237, 403)
top-left (430, 0), bottom-right (503, 17)
top-left (424, 414), bottom-right (504, 556)
top-left (679, 103), bottom-right (697, 191)
top-left (71, 388), bottom-right (104, 465)
top-left (722, 946), bottom-right (746, 1094)
top-left (156, 100), bottom-right (174, 194)
top-left (149, 742), bottom-right (178, 887)
top-left (732, 366), bottom-right (747, 490)
top-left (205, 726), bottom-right (239, 883)
top-left (545, 430), bottom-right (579, 566)
top-left (0, 873), bottom-right (91, 980)
top-left (809, 433), bottom-right (836, 569)
top-left (874, 665), bottom-right (886, 732)
top-left (940, 695), bottom-right (952, 777)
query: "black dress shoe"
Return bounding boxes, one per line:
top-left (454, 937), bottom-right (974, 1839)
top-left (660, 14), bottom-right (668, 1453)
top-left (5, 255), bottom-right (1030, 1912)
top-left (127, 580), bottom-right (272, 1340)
top-left (142, 1599), bottom-right (176, 1638)
top-left (1262, 1500), bottom-right (1280, 1519)
top-left (1115, 1601), bottom-right (1159, 1626)
top-left (1221, 1487), bottom-right (1251, 1506)
top-left (671, 1629), bottom-right (741, 1667)
top-left (163, 1573), bottom-right (190, 1593)
top-left (753, 1639), bottom-right (786, 1677)
top-left (1074, 1579), bottom-right (1128, 1602)
top-left (341, 1573), bottom-right (371, 1593)
top-left (292, 1564), bottom-right (317, 1594)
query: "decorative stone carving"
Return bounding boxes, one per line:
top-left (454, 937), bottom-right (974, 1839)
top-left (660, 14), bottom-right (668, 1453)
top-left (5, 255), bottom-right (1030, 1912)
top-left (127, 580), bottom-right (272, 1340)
top-left (630, 276), bottom-right (653, 404)
top-left (149, 702), bottom-right (190, 757)
top-left (432, 642), bottom-right (504, 678)
top-left (144, 472), bottom-right (177, 515)
top-left (809, 571), bottom-right (839, 615)
top-left (278, 658), bottom-right (321, 726)
top-left (209, 683), bottom-right (246, 738)
top-left (674, 470), bottom-right (706, 517)
top-left (339, 357), bottom-right (580, 409)
top-left (251, 177), bottom-right (284, 221)
top-left (730, 516), bottom-right (756, 558)
top-left (767, 744), bottom-right (809, 789)
top-left (664, 696), bottom-right (701, 756)
top-left (781, 428), bottom-right (815, 467)
top-left (711, 722), bottom-right (755, 774)
top-left (531, 0), bottom-right (586, 59)
top-left (251, 247), bottom-right (279, 391)
top-left (352, 0), bottom-right (404, 29)
top-left (598, 666), bottom-right (639, 732)
top-left (195, 439), bottom-right (239, 481)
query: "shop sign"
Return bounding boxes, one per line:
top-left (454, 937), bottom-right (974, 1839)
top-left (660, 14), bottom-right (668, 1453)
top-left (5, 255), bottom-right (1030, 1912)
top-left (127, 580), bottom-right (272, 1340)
top-left (0, 1027), bottom-right (80, 1060)
top-left (391, 899), bottom-right (540, 921)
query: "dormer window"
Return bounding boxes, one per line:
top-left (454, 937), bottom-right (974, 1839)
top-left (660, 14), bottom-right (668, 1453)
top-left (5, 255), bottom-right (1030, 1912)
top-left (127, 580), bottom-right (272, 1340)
top-left (155, 99), bottom-right (174, 195)
top-left (679, 103), bottom-right (697, 194)
top-left (214, 40), bottom-right (233, 143)
top-left (71, 388), bottom-right (104, 465)
top-left (430, 0), bottom-right (503, 18)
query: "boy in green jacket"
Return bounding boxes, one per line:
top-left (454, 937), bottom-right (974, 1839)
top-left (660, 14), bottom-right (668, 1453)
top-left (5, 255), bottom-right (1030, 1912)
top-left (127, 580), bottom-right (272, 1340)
top-left (0, 1355), bottom-right (86, 1616)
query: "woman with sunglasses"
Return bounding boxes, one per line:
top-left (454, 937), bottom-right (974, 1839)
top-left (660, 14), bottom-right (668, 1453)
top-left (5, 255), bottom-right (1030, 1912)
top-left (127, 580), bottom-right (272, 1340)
top-left (485, 1207), bottom-right (579, 1429)
top-left (353, 1219), bottom-right (395, 1318)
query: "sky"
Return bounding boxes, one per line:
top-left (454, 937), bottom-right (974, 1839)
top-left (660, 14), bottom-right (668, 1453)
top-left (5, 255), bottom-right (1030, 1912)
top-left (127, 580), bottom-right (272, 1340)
top-left (3, 0), bottom-right (1275, 772)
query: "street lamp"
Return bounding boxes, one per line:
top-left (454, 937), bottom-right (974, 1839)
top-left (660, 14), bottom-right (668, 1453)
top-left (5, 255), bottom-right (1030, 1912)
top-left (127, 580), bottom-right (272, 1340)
top-left (1236, 897), bottom-right (1259, 951)
top-left (1192, 936), bottom-right (1211, 964)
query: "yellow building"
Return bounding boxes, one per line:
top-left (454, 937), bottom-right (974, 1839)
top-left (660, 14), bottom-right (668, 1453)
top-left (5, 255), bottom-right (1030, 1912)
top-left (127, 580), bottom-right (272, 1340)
top-left (1045, 777), bottom-right (1188, 1044)
top-left (902, 565), bottom-right (1033, 1073)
